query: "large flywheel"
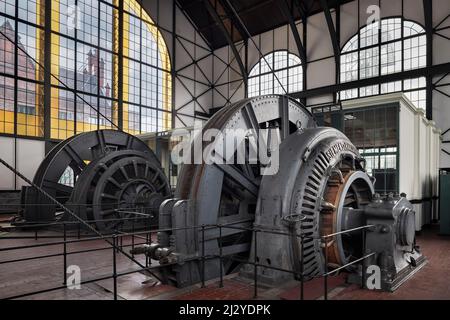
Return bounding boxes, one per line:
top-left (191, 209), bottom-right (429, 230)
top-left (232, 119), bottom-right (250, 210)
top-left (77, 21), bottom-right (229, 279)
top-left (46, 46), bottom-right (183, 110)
top-left (158, 95), bottom-right (316, 285)
top-left (131, 95), bottom-right (425, 291)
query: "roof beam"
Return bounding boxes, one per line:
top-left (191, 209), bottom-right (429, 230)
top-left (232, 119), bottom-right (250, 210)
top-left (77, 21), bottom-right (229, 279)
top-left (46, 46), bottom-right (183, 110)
top-left (217, 0), bottom-right (247, 40)
top-left (198, 0), bottom-right (275, 32)
top-left (291, 62), bottom-right (450, 99)
top-left (202, 0), bottom-right (247, 81)
top-left (320, 0), bottom-right (340, 63)
top-left (278, 0), bottom-right (306, 64)
top-left (221, 0), bottom-right (288, 94)
top-left (303, 0), bottom-right (316, 16)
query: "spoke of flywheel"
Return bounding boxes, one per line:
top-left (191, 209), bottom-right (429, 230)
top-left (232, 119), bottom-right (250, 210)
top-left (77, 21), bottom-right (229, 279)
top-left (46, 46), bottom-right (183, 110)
top-left (151, 171), bottom-right (160, 183)
top-left (279, 96), bottom-right (290, 140)
top-left (102, 193), bottom-right (119, 200)
top-left (222, 180), bottom-right (245, 201)
top-left (241, 103), bottom-right (260, 137)
top-left (156, 182), bottom-right (168, 192)
top-left (144, 162), bottom-right (149, 179)
top-left (216, 152), bottom-right (259, 188)
top-left (64, 145), bottom-right (87, 172)
top-left (107, 176), bottom-right (122, 189)
top-left (120, 165), bottom-right (130, 181)
top-left (43, 179), bottom-right (73, 195)
top-left (133, 161), bottom-right (139, 177)
top-left (240, 163), bottom-right (254, 181)
top-left (101, 209), bottom-right (116, 216)
top-left (96, 130), bottom-right (106, 152)
top-left (214, 163), bottom-right (258, 197)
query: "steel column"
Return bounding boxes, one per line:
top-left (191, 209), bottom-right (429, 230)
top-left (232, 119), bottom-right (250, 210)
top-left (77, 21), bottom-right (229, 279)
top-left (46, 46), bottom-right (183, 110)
top-left (278, 0), bottom-right (307, 65)
top-left (320, 0), bottom-right (340, 67)
top-left (43, 0), bottom-right (52, 141)
top-left (117, 0), bottom-right (124, 129)
top-left (423, 0), bottom-right (433, 120)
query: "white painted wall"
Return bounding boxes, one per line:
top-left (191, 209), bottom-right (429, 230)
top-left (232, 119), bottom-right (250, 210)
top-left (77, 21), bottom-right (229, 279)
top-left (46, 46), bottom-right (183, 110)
top-left (0, 137), bottom-right (45, 190)
top-left (15, 139), bottom-right (45, 189)
top-left (0, 137), bottom-right (15, 190)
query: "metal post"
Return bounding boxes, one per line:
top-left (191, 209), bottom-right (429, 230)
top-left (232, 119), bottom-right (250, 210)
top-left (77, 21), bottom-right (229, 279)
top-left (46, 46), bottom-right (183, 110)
top-left (324, 238), bottom-right (328, 300)
top-left (361, 228), bottom-right (366, 289)
top-left (253, 229), bottom-right (258, 298)
top-left (145, 231), bottom-right (149, 268)
top-left (43, 0), bottom-right (52, 141)
top-left (300, 235), bottom-right (304, 300)
top-left (63, 223), bottom-right (67, 286)
top-left (35, 229), bottom-right (38, 240)
top-left (219, 225), bottom-right (223, 288)
top-left (201, 225), bottom-right (206, 288)
top-left (112, 234), bottom-right (118, 300)
top-left (149, 231), bottom-right (152, 267)
top-left (114, 229), bottom-right (119, 253)
top-left (131, 220), bottom-right (135, 259)
top-left (117, 0), bottom-right (124, 129)
top-left (119, 226), bottom-right (123, 250)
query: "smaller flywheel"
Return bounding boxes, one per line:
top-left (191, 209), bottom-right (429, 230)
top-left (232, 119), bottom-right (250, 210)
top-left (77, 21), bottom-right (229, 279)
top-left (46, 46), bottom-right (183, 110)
top-left (67, 149), bottom-right (170, 231)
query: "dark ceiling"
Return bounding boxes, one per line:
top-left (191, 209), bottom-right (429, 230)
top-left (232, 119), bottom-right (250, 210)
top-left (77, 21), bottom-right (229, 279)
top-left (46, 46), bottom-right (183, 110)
top-left (177, 0), bottom-right (353, 49)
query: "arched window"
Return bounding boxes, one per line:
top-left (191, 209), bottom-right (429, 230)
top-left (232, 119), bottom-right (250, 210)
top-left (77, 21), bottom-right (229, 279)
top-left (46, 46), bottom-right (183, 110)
top-left (339, 18), bottom-right (426, 109)
top-left (248, 50), bottom-right (303, 97)
top-left (0, 0), bottom-right (171, 139)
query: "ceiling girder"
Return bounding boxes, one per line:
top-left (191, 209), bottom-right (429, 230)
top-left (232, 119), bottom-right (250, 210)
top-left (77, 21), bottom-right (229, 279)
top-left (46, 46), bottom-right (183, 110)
top-left (320, 0), bottom-right (340, 63)
top-left (202, 0), bottom-right (247, 80)
top-left (278, 0), bottom-right (307, 64)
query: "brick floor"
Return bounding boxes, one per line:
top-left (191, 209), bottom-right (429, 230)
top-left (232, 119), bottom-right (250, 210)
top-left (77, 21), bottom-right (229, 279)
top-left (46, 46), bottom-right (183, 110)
top-left (174, 278), bottom-right (255, 300)
top-left (278, 274), bottom-right (346, 300)
top-left (332, 225), bottom-right (450, 300)
top-left (0, 224), bottom-right (449, 300)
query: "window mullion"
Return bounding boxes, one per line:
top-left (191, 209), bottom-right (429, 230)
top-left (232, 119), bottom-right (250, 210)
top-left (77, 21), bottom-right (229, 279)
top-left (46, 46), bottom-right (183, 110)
top-left (13, 0), bottom-right (18, 138)
top-left (401, 17), bottom-right (405, 92)
top-left (97, 1), bottom-right (101, 130)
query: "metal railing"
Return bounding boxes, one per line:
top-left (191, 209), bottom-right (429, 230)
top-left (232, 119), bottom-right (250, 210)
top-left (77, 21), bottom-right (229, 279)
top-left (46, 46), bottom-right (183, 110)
top-left (213, 223), bottom-right (375, 300)
top-left (0, 210), bottom-right (375, 300)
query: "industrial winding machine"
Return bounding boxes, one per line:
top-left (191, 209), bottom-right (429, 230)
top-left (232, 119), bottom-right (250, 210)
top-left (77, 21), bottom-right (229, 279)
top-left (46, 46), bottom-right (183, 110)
top-left (19, 95), bottom-right (426, 292)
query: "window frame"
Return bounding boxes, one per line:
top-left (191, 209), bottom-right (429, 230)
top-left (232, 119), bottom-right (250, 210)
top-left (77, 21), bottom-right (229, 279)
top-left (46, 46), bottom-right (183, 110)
top-left (0, 0), bottom-right (172, 140)
top-left (247, 49), bottom-right (303, 97)
top-left (339, 17), bottom-right (427, 110)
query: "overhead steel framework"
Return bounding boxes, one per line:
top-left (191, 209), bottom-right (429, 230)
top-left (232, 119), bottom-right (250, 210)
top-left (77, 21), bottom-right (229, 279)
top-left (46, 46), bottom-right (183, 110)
top-left (201, 0), bottom-right (247, 87)
top-left (2, 0), bottom-right (450, 167)
top-left (181, 0), bottom-right (449, 123)
top-left (319, 0), bottom-right (340, 70)
top-left (278, 0), bottom-right (306, 67)
top-left (183, 0), bottom-right (450, 161)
